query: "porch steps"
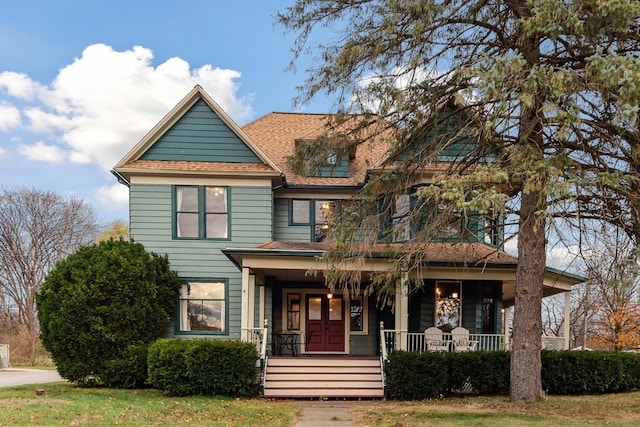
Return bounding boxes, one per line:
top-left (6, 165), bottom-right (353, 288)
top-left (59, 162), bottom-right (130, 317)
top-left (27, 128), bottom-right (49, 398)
top-left (263, 356), bottom-right (384, 399)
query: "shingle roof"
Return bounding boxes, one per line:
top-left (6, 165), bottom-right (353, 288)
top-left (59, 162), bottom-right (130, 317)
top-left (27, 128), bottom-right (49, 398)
top-left (250, 241), bottom-right (518, 266)
top-left (120, 159), bottom-right (280, 175)
top-left (242, 112), bottom-right (390, 186)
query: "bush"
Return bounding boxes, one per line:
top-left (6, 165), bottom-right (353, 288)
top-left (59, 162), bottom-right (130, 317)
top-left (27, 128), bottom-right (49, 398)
top-left (102, 344), bottom-right (150, 389)
top-left (147, 339), bottom-right (258, 397)
top-left (385, 350), bottom-right (640, 399)
top-left (541, 350), bottom-right (639, 394)
top-left (385, 351), bottom-right (448, 399)
top-left (37, 240), bottom-right (181, 386)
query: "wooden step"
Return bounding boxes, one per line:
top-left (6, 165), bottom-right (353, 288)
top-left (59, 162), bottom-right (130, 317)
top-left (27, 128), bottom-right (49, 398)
top-left (263, 356), bottom-right (385, 399)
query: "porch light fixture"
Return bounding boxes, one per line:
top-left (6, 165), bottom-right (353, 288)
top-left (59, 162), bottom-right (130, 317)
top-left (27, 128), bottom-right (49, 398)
top-left (327, 293), bottom-right (333, 299)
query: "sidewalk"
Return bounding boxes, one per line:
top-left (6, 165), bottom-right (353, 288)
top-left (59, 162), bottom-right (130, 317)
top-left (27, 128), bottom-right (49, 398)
top-left (295, 401), bottom-right (361, 427)
top-left (0, 368), bottom-right (64, 387)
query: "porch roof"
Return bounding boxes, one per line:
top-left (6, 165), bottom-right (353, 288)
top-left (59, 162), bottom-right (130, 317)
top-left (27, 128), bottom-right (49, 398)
top-left (223, 241), bottom-right (584, 307)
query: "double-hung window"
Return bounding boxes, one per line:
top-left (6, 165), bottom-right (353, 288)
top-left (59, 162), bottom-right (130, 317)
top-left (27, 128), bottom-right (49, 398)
top-left (178, 281), bottom-right (227, 333)
top-left (391, 195), bottom-right (411, 242)
top-left (174, 186), bottom-right (229, 239)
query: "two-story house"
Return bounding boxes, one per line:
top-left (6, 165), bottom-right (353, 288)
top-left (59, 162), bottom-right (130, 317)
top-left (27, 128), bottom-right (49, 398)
top-left (112, 85), bottom-right (582, 398)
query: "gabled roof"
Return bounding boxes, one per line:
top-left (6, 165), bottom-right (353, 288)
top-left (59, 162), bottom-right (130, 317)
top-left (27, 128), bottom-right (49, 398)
top-left (241, 112), bottom-right (389, 186)
top-left (114, 85), bottom-right (282, 181)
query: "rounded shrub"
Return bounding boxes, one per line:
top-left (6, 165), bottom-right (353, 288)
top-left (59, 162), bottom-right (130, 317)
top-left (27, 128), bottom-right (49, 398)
top-left (37, 240), bottom-right (181, 386)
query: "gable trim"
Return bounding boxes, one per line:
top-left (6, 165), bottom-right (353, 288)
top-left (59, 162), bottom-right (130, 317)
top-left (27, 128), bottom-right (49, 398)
top-left (114, 85), bottom-right (282, 173)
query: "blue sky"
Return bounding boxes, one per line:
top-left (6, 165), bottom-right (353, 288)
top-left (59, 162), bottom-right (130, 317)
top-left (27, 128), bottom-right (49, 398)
top-left (0, 1), bottom-right (332, 225)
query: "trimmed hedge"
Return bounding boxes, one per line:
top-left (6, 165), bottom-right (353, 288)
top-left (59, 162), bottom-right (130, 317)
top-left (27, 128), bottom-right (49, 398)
top-left (541, 350), bottom-right (640, 394)
top-left (102, 344), bottom-right (150, 389)
top-left (385, 350), bottom-right (640, 400)
top-left (147, 339), bottom-right (258, 397)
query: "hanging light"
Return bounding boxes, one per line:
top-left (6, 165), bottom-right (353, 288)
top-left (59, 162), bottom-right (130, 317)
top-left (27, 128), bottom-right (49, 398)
top-left (452, 292), bottom-right (459, 299)
top-left (321, 221), bottom-right (330, 230)
top-left (321, 201), bottom-right (331, 210)
top-left (327, 293), bottom-right (333, 299)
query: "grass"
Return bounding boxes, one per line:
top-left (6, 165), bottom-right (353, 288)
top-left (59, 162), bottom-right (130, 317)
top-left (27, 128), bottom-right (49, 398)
top-left (2, 383), bottom-right (640, 426)
top-left (0, 383), bottom-right (298, 426)
top-left (350, 392), bottom-right (640, 426)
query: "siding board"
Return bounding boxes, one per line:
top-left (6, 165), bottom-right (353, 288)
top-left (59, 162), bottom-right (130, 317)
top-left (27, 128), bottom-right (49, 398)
top-left (141, 99), bottom-right (262, 163)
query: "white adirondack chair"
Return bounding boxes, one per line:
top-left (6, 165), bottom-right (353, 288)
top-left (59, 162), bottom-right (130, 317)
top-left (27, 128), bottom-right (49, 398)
top-left (425, 327), bottom-right (449, 352)
top-left (451, 327), bottom-right (478, 352)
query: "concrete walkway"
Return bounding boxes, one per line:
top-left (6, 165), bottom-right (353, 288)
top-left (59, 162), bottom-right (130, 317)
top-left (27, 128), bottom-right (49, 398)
top-left (295, 401), bottom-right (359, 427)
top-left (0, 368), bottom-right (64, 387)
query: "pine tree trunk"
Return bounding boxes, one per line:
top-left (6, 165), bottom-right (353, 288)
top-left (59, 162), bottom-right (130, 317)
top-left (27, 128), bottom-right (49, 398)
top-left (510, 189), bottom-right (546, 402)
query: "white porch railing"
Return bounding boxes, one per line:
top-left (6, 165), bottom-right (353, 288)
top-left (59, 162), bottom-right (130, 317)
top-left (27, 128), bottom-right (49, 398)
top-left (380, 323), bottom-right (568, 354)
top-left (242, 319), bottom-right (269, 359)
top-left (242, 319), bottom-right (269, 395)
top-left (542, 335), bottom-right (567, 350)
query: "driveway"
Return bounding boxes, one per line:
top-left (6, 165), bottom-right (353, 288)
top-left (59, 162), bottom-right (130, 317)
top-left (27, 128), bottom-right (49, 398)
top-left (0, 368), bottom-right (64, 387)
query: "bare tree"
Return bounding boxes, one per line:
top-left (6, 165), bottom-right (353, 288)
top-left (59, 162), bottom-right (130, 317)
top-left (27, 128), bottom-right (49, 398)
top-left (0, 186), bottom-right (98, 356)
top-left (583, 227), bottom-right (640, 350)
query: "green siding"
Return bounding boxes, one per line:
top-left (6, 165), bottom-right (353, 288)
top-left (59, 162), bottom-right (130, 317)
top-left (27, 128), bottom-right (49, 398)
top-left (141, 99), bottom-right (262, 163)
top-left (349, 296), bottom-right (378, 356)
top-left (311, 155), bottom-right (349, 178)
top-left (130, 184), bottom-right (272, 340)
top-left (273, 198), bottom-right (311, 241)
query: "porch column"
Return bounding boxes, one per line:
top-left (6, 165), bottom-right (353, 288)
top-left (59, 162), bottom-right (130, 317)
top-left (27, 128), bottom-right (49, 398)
top-left (395, 273), bottom-right (409, 350)
top-left (258, 280), bottom-right (265, 329)
top-left (248, 273), bottom-right (256, 329)
top-left (563, 290), bottom-right (571, 350)
top-left (241, 267), bottom-right (250, 341)
top-left (503, 306), bottom-right (512, 350)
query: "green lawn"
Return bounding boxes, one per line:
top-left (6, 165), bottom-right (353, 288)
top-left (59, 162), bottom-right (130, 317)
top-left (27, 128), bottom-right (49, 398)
top-left (351, 392), bottom-right (640, 426)
top-left (2, 382), bottom-right (640, 426)
top-left (0, 383), bottom-right (298, 426)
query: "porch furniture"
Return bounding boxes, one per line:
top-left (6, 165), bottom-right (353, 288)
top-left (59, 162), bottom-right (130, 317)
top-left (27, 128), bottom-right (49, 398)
top-left (451, 327), bottom-right (478, 352)
top-left (424, 327), bottom-right (450, 352)
top-left (273, 331), bottom-right (299, 356)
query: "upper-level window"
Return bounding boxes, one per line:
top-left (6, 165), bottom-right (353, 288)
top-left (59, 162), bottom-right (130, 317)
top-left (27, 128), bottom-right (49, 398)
top-left (175, 186), bottom-right (229, 239)
top-left (391, 195), bottom-right (411, 242)
top-left (289, 199), bottom-right (338, 242)
top-left (436, 206), bottom-right (462, 240)
top-left (291, 199), bottom-right (311, 225)
top-left (484, 216), bottom-right (499, 246)
top-left (314, 200), bottom-right (336, 242)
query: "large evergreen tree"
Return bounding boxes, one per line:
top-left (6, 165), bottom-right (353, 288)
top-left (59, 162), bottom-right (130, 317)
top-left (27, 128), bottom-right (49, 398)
top-left (278, 0), bottom-right (640, 402)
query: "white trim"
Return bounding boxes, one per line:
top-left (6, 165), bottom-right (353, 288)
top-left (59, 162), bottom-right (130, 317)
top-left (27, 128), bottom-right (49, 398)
top-left (563, 290), bottom-right (571, 349)
top-left (115, 85), bottom-right (282, 173)
top-left (248, 274), bottom-right (256, 329)
top-left (259, 283), bottom-right (265, 329)
top-left (130, 176), bottom-right (273, 186)
top-left (241, 268), bottom-right (250, 340)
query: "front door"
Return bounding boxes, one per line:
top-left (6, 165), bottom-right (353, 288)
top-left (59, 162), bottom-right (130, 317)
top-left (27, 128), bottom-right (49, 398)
top-left (305, 294), bottom-right (345, 352)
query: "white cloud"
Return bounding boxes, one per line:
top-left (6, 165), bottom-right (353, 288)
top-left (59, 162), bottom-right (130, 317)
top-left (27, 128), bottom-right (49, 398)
top-left (18, 141), bottom-right (65, 164)
top-left (0, 147), bottom-right (6, 158)
top-left (95, 183), bottom-right (129, 209)
top-left (0, 71), bottom-right (44, 99)
top-left (3, 43), bottom-right (254, 170)
top-left (0, 101), bottom-right (21, 130)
